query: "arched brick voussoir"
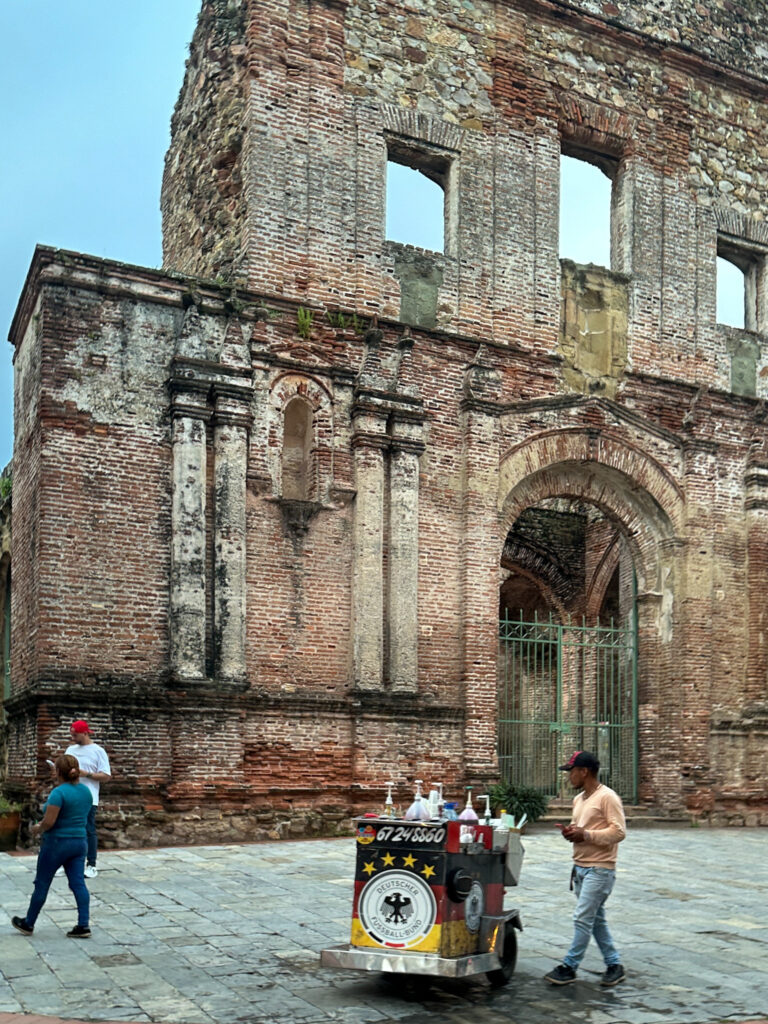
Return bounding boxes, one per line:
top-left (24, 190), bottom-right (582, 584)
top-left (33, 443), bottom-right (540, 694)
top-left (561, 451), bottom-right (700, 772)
top-left (499, 430), bottom-right (686, 536)
top-left (500, 461), bottom-right (681, 596)
top-left (585, 533), bottom-right (622, 622)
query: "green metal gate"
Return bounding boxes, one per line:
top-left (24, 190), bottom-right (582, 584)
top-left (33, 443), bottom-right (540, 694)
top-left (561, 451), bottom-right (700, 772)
top-left (498, 612), bottom-right (638, 803)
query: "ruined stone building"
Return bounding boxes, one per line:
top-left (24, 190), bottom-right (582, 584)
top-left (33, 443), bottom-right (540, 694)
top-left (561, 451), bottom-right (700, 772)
top-left (4, 0), bottom-right (768, 842)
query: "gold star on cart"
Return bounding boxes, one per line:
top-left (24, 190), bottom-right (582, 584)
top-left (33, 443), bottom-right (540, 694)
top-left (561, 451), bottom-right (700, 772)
top-left (362, 861), bottom-right (376, 876)
top-left (402, 853), bottom-right (417, 868)
top-left (380, 852), bottom-right (395, 867)
top-left (420, 864), bottom-right (436, 880)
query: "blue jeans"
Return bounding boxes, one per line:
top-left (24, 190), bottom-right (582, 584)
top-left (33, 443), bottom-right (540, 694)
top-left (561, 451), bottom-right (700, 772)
top-left (563, 866), bottom-right (620, 969)
top-left (86, 806), bottom-right (97, 866)
top-left (25, 834), bottom-right (90, 928)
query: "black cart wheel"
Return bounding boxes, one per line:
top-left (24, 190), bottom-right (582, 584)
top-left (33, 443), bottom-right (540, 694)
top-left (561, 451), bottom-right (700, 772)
top-left (486, 921), bottom-right (518, 987)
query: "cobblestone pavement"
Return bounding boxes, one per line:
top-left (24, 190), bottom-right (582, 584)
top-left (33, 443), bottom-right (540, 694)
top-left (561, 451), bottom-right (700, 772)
top-left (0, 829), bottom-right (767, 1024)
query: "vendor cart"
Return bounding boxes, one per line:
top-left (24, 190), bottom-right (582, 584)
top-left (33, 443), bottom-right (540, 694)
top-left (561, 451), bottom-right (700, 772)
top-left (320, 816), bottom-right (524, 986)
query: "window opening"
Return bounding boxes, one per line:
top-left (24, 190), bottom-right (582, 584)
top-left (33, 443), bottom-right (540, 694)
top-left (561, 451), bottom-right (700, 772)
top-left (282, 397), bottom-right (313, 500)
top-left (386, 144), bottom-right (449, 253)
top-left (560, 151), bottom-right (614, 268)
top-left (716, 256), bottom-right (747, 329)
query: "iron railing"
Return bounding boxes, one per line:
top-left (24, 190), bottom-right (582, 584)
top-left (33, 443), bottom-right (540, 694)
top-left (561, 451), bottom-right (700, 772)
top-left (498, 611), bottom-right (637, 803)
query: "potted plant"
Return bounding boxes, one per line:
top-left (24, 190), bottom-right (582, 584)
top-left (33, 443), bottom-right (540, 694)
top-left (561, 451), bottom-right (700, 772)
top-left (0, 791), bottom-right (22, 852)
top-left (488, 781), bottom-right (549, 829)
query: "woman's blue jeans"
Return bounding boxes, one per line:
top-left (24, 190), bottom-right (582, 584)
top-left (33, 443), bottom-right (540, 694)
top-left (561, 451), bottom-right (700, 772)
top-left (563, 866), bottom-right (621, 969)
top-left (86, 806), bottom-right (97, 866)
top-left (25, 834), bottom-right (90, 928)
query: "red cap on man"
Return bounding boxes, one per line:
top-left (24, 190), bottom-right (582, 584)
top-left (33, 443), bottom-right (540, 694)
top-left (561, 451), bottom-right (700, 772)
top-left (71, 720), bottom-right (92, 734)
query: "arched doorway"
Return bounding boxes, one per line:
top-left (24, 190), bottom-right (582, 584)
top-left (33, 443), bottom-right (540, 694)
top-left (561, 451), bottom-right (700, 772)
top-left (498, 500), bottom-right (637, 800)
top-left (496, 433), bottom-right (686, 810)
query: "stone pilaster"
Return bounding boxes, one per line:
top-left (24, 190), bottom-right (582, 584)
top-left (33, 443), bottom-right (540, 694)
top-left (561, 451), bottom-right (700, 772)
top-left (388, 429), bottom-right (424, 693)
top-left (351, 411), bottom-right (388, 691)
top-left (745, 453), bottom-right (768, 703)
top-left (170, 386), bottom-right (210, 684)
top-left (213, 384), bottom-right (253, 686)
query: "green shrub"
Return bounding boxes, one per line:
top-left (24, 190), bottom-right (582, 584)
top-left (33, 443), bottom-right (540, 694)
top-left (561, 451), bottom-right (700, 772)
top-left (488, 781), bottom-right (549, 824)
top-left (0, 792), bottom-right (22, 815)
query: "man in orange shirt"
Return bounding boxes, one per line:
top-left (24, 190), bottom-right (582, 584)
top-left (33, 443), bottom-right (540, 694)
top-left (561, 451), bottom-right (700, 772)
top-left (544, 750), bottom-right (626, 988)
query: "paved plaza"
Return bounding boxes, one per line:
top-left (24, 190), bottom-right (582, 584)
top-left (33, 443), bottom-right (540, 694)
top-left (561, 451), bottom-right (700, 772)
top-left (0, 829), bottom-right (767, 1024)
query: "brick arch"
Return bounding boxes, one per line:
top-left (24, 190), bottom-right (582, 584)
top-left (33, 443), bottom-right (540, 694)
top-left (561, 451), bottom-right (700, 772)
top-left (502, 461), bottom-right (676, 596)
top-left (499, 561), bottom-right (569, 622)
top-left (499, 429), bottom-right (685, 538)
top-left (502, 538), bottom-right (579, 610)
top-left (585, 532), bottom-right (622, 622)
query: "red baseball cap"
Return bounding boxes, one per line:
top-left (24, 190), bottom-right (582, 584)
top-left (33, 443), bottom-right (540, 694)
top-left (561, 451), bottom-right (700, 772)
top-left (70, 720), bottom-right (92, 734)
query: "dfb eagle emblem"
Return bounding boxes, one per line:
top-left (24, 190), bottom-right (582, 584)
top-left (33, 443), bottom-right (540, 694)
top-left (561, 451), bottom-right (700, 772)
top-left (380, 891), bottom-right (414, 925)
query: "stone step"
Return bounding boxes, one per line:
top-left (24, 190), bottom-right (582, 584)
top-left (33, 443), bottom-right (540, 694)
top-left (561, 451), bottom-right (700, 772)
top-left (527, 805), bottom-right (691, 831)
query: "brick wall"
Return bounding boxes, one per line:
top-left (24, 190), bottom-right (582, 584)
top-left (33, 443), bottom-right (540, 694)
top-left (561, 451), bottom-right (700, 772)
top-left (5, 0), bottom-right (768, 841)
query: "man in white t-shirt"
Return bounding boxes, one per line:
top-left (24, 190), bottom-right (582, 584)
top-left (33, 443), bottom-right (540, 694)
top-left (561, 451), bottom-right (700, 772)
top-left (65, 720), bottom-right (111, 878)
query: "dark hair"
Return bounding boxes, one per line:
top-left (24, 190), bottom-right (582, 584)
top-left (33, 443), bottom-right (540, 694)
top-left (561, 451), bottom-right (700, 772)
top-left (55, 754), bottom-right (80, 783)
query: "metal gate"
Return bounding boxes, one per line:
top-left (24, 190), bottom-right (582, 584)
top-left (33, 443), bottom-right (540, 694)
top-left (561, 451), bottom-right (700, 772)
top-left (498, 612), bottom-right (637, 803)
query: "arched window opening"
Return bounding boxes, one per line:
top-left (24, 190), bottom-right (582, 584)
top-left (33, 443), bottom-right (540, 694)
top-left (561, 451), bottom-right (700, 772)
top-left (386, 157), bottom-right (446, 253)
top-left (282, 397), bottom-right (313, 500)
top-left (560, 151), bottom-right (614, 268)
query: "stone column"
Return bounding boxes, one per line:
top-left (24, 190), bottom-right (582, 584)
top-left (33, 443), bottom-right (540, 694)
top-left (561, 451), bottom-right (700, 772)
top-left (213, 385), bottom-right (253, 686)
top-left (170, 388), bottom-right (210, 684)
top-left (351, 415), bottom-right (388, 691)
top-left (745, 454), bottom-right (768, 703)
top-left (388, 431), bottom-right (424, 693)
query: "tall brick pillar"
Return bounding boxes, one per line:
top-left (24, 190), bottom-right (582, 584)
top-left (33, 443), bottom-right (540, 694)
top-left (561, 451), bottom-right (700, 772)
top-left (169, 386), bottom-right (209, 684)
top-left (459, 349), bottom-right (502, 778)
top-left (213, 384), bottom-right (253, 686)
top-left (388, 430), bottom-right (424, 693)
top-left (676, 440), bottom-right (718, 802)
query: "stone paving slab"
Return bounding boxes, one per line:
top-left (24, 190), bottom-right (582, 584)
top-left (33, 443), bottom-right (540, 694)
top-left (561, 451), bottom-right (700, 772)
top-left (0, 830), bottom-right (767, 1024)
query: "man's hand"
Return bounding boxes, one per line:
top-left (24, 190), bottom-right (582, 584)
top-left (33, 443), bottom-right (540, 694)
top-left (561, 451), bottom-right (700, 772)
top-left (561, 825), bottom-right (587, 843)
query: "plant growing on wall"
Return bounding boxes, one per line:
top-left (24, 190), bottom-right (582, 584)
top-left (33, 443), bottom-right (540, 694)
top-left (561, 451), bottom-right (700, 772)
top-left (324, 309), bottom-right (349, 330)
top-left (296, 306), bottom-right (314, 339)
top-left (0, 477), bottom-right (11, 502)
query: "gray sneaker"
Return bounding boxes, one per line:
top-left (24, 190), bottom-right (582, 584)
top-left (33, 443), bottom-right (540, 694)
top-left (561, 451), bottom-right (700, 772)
top-left (601, 964), bottom-right (626, 987)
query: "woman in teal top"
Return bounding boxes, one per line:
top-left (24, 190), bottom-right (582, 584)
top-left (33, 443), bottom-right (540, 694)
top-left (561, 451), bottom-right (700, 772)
top-left (12, 753), bottom-right (93, 938)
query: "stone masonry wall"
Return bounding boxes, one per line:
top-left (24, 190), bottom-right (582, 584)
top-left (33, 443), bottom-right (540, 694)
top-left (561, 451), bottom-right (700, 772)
top-left (160, 0), bottom-right (768, 399)
top-left (162, 0), bottom-right (249, 281)
top-left (8, 0), bottom-right (768, 841)
top-left (6, 242), bottom-right (768, 839)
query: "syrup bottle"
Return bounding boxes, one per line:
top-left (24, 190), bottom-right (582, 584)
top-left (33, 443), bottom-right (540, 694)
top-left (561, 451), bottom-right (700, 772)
top-left (405, 778), bottom-right (431, 821)
top-left (458, 786), bottom-right (479, 822)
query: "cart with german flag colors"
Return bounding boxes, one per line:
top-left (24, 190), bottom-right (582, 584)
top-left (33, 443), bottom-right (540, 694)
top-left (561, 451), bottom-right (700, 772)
top-left (320, 816), bottom-right (524, 986)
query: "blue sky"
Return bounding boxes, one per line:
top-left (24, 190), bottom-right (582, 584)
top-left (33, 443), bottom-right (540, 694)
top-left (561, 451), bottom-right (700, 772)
top-left (0, 1), bottom-right (200, 470)
top-left (1, 7), bottom-right (742, 473)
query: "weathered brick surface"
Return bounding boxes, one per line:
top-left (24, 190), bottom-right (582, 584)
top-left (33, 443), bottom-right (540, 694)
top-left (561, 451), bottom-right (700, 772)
top-left (4, 0), bottom-right (768, 842)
